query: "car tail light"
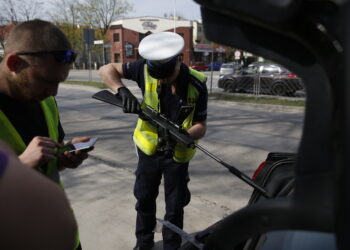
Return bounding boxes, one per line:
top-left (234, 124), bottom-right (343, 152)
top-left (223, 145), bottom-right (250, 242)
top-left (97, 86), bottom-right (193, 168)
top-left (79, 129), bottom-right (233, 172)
top-left (288, 74), bottom-right (296, 78)
top-left (252, 161), bottom-right (267, 180)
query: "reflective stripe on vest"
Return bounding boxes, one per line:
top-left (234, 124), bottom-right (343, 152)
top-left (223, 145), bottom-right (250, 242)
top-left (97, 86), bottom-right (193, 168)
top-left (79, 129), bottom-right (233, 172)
top-left (133, 65), bottom-right (206, 163)
top-left (0, 96), bottom-right (61, 183)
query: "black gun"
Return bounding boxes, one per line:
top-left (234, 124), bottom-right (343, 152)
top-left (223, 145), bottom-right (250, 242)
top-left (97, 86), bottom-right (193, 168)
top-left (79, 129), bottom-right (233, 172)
top-left (92, 90), bottom-right (270, 198)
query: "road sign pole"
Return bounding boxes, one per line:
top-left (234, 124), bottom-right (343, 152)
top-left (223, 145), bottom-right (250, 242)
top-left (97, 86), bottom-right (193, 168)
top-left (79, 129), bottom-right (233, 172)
top-left (88, 45), bottom-right (92, 82)
top-left (83, 29), bottom-right (95, 82)
top-left (210, 50), bottom-right (214, 93)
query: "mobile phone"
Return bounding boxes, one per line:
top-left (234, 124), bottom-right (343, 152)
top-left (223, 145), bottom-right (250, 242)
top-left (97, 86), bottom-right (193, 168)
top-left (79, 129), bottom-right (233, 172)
top-left (59, 137), bottom-right (98, 154)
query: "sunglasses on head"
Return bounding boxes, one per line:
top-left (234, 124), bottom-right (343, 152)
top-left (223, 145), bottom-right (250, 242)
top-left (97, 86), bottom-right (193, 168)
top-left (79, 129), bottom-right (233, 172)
top-left (16, 50), bottom-right (77, 64)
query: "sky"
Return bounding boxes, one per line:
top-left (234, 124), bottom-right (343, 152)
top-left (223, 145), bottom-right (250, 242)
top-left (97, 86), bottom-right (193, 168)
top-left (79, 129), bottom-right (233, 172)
top-left (125, 0), bottom-right (202, 20)
top-left (39, 0), bottom-right (202, 21)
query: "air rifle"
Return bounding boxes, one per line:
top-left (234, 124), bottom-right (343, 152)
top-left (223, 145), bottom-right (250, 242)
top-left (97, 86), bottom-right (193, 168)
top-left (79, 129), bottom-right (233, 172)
top-left (92, 90), bottom-right (270, 198)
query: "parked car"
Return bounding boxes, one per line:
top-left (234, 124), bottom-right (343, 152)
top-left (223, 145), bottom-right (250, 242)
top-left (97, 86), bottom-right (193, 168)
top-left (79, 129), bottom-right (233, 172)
top-left (207, 61), bottom-right (222, 71)
top-left (218, 63), bottom-right (304, 96)
top-left (219, 62), bottom-right (243, 77)
top-left (189, 62), bottom-right (208, 71)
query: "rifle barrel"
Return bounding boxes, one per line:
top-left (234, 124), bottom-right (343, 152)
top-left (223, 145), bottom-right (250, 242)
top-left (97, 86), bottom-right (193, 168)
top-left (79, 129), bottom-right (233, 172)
top-left (195, 144), bottom-right (270, 198)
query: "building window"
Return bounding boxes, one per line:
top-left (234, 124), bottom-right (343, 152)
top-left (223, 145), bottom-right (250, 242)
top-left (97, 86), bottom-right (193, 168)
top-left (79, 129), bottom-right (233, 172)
top-left (113, 33), bottom-right (120, 42)
top-left (114, 53), bottom-right (121, 62)
top-left (124, 42), bottom-right (134, 58)
top-left (198, 27), bottom-right (202, 32)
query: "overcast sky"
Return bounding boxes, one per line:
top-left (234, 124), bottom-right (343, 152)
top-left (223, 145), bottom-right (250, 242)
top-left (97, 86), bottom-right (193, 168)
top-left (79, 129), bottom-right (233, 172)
top-left (125, 0), bottom-right (202, 20)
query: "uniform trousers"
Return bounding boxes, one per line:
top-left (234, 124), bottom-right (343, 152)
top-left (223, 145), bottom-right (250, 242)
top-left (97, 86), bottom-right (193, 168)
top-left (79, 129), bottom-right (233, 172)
top-left (134, 147), bottom-right (191, 250)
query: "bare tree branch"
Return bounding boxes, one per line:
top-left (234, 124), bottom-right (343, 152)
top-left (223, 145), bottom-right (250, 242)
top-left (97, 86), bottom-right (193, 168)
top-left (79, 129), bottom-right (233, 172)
top-left (78, 0), bottom-right (133, 36)
top-left (0, 0), bottom-right (43, 23)
top-left (49, 0), bottom-right (82, 51)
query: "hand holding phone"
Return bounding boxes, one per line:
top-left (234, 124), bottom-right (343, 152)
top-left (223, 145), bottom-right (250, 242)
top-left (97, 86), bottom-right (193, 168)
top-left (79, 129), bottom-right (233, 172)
top-left (58, 137), bottom-right (98, 154)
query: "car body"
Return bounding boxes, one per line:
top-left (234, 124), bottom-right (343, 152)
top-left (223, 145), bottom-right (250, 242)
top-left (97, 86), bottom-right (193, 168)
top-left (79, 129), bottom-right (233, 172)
top-left (219, 62), bottom-right (242, 77)
top-left (218, 63), bottom-right (304, 96)
top-left (189, 0), bottom-right (348, 250)
top-left (189, 62), bottom-right (208, 71)
top-left (207, 61), bottom-right (222, 71)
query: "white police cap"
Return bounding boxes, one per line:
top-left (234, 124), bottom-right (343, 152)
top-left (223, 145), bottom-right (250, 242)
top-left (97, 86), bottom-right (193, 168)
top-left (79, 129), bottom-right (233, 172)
top-left (138, 32), bottom-right (184, 64)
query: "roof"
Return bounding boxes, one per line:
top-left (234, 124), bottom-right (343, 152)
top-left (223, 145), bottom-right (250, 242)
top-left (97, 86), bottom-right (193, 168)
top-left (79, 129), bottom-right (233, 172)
top-left (110, 16), bottom-right (192, 34)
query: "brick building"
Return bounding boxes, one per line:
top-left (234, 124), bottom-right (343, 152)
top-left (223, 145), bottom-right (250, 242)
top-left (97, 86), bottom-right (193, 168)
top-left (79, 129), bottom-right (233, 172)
top-left (107, 17), bottom-right (193, 65)
top-left (0, 24), bottom-right (15, 59)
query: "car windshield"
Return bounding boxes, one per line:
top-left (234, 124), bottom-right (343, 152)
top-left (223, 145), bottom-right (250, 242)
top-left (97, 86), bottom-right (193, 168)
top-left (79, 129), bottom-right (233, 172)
top-left (260, 66), bottom-right (280, 74)
top-left (221, 64), bottom-right (233, 68)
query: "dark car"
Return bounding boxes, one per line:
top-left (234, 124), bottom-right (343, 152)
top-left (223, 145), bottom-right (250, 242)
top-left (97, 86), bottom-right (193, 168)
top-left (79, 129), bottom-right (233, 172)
top-left (189, 62), bottom-right (208, 71)
top-left (218, 63), bottom-right (304, 96)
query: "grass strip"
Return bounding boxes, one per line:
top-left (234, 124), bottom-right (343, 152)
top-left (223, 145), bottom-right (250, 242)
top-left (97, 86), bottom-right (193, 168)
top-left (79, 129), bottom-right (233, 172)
top-left (63, 80), bottom-right (106, 89)
top-left (209, 93), bottom-right (305, 107)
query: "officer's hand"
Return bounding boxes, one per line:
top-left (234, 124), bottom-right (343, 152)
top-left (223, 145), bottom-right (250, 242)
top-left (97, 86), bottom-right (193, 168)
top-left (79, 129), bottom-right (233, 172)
top-left (117, 87), bottom-right (141, 113)
top-left (18, 136), bottom-right (59, 168)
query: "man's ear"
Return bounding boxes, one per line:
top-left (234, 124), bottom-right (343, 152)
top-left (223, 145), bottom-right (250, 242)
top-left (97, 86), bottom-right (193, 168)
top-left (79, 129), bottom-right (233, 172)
top-left (6, 54), bottom-right (21, 72)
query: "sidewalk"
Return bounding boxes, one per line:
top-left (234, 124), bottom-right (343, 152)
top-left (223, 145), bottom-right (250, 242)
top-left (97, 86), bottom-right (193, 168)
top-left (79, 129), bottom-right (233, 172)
top-left (61, 156), bottom-right (243, 250)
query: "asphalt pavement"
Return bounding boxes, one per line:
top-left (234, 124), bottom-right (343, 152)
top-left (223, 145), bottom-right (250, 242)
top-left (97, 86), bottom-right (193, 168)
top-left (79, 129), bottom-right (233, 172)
top-left (59, 84), bottom-right (241, 250)
top-left (59, 72), bottom-right (304, 250)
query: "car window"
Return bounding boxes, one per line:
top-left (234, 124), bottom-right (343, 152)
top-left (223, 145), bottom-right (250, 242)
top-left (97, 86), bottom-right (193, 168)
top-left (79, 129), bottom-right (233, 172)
top-left (245, 65), bottom-right (258, 74)
top-left (221, 64), bottom-right (233, 68)
top-left (260, 66), bottom-right (280, 74)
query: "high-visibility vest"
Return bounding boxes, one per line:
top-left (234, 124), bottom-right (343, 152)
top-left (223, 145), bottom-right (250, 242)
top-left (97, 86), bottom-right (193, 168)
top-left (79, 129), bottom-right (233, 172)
top-left (0, 96), bottom-right (81, 250)
top-left (0, 96), bottom-right (61, 183)
top-left (133, 65), bottom-right (207, 163)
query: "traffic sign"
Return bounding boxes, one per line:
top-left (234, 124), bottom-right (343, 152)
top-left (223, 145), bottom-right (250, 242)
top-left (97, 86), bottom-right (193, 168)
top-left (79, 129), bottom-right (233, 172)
top-left (83, 29), bottom-right (94, 45)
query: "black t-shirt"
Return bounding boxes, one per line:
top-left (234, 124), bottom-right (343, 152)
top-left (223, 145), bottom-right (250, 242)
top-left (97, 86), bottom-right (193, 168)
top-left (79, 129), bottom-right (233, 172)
top-left (122, 59), bottom-right (208, 123)
top-left (0, 93), bottom-right (65, 145)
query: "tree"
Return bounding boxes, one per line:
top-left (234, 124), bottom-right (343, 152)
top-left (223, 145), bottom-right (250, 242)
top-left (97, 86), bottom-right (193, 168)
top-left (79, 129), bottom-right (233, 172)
top-left (49, 0), bottom-right (133, 67)
top-left (163, 12), bottom-right (186, 20)
top-left (49, 0), bottom-right (82, 52)
top-left (77, 0), bottom-right (133, 36)
top-left (0, 0), bottom-right (43, 23)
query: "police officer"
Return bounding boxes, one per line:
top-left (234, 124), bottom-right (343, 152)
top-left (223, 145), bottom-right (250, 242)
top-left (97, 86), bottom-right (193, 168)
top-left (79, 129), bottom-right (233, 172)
top-left (99, 32), bottom-right (208, 250)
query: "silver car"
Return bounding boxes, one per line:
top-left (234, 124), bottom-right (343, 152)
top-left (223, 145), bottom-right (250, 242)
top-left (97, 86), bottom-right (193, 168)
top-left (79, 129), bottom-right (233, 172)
top-left (219, 62), bottom-right (242, 77)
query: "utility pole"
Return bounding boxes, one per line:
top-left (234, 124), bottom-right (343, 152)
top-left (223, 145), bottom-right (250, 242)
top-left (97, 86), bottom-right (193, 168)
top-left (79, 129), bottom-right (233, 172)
top-left (173, 0), bottom-right (176, 32)
top-left (83, 29), bottom-right (94, 82)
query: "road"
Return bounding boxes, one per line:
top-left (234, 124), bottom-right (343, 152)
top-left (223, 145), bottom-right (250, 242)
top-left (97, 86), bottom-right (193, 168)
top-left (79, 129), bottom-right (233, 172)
top-left (57, 83), bottom-right (304, 249)
top-left (67, 69), bottom-right (222, 93)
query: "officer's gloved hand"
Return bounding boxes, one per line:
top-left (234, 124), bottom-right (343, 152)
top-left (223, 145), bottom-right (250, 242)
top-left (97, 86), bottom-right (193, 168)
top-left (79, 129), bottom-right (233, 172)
top-left (117, 87), bottom-right (141, 114)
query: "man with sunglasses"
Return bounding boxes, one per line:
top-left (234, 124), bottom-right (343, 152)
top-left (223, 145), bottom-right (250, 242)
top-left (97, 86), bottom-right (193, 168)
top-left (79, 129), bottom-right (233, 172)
top-left (0, 19), bottom-right (90, 250)
top-left (99, 32), bottom-right (208, 250)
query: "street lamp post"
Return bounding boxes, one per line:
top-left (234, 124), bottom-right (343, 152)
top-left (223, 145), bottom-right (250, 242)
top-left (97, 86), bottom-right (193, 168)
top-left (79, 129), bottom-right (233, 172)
top-left (173, 0), bottom-right (176, 32)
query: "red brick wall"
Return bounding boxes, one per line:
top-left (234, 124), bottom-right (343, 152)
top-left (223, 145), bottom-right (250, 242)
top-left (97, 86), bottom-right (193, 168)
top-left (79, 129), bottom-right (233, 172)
top-left (108, 26), bottom-right (193, 65)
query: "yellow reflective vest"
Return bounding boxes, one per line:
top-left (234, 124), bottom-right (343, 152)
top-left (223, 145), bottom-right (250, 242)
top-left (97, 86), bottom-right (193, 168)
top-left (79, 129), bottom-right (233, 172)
top-left (0, 96), bottom-right (61, 183)
top-left (133, 65), bottom-right (207, 163)
top-left (0, 96), bottom-right (81, 250)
